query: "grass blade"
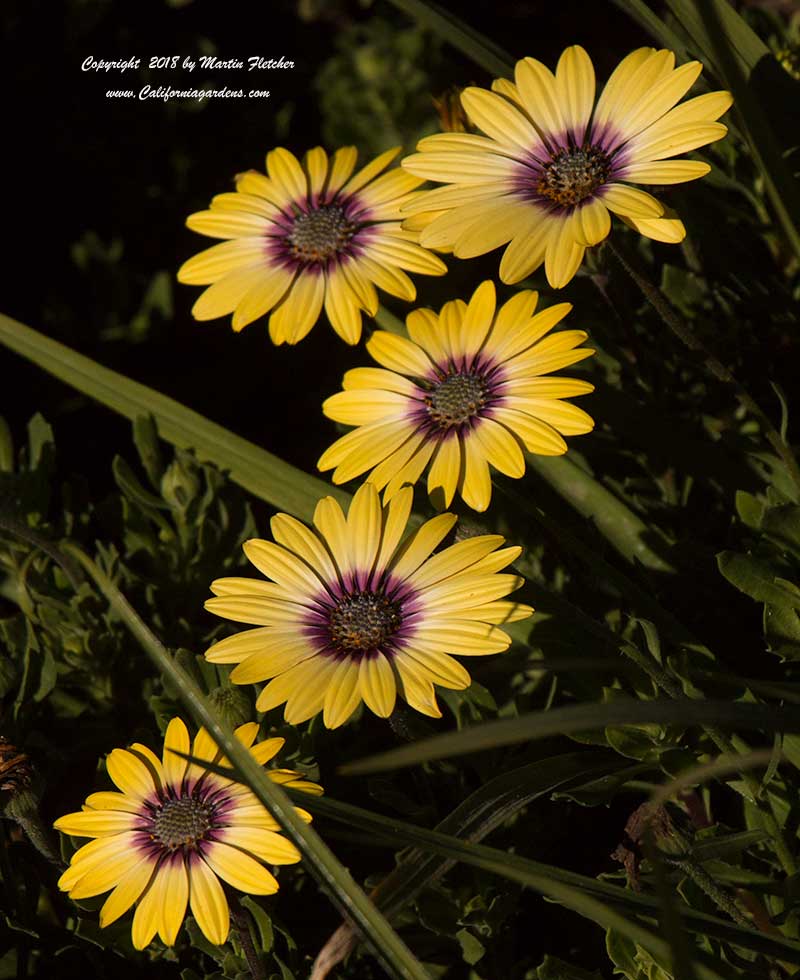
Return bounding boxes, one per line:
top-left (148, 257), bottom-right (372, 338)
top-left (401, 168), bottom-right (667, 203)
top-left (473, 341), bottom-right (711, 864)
top-left (0, 312), bottom-right (347, 522)
top-left (341, 699), bottom-right (800, 773)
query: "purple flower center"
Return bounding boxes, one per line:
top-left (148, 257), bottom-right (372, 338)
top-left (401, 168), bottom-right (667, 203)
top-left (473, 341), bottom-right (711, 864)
top-left (426, 372), bottom-right (488, 428)
top-left (153, 797), bottom-right (213, 851)
top-left (537, 145), bottom-right (611, 207)
top-left (287, 205), bottom-right (356, 263)
top-left (328, 591), bottom-right (402, 654)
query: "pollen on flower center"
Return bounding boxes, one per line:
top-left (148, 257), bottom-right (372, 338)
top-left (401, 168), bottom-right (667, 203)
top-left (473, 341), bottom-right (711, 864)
top-left (153, 797), bottom-right (212, 851)
top-left (427, 372), bottom-right (488, 428)
top-left (537, 146), bottom-right (612, 207)
top-left (287, 205), bottom-right (356, 263)
top-left (328, 591), bottom-right (402, 655)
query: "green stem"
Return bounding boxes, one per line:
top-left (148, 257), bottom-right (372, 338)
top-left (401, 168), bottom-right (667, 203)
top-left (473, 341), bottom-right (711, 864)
top-left (606, 240), bottom-right (800, 498)
top-left (0, 512), bottom-right (84, 592)
top-left (229, 896), bottom-right (266, 980)
top-left (671, 857), bottom-right (752, 931)
top-left (60, 542), bottom-right (431, 980)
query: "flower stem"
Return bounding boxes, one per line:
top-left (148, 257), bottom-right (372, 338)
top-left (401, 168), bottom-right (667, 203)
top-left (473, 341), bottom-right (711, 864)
top-left (230, 896), bottom-right (266, 980)
top-left (4, 788), bottom-right (66, 870)
top-left (606, 239), bottom-right (800, 498)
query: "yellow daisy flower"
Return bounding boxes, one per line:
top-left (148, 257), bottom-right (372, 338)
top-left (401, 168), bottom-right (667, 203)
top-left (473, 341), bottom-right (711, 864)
top-left (54, 718), bottom-right (321, 950)
top-left (401, 46), bottom-right (733, 288)
top-left (317, 280), bottom-right (594, 512)
top-left (178, 146), bottom-right (447, 344)
top-left (204, 482), bottom-right (533, 728)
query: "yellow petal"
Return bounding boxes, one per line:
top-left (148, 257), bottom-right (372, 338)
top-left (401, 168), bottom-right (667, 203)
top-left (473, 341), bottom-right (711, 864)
top-left (157, 857), bottom-right (189, 946)
top-left (312, 495), bottom-right (351, 579)
top-left (231, 266), bottom-right (294, 332)
top-left (327, 146), bottom-right (359, 195)
top-left (99, 859), bottom-right (155, 928)
top-left (304, 146), bottom-right (329, 197)
top-left (324, 265), bottom-right (363, 345)
top-left (601, 184), bottom-right (664, 219)
top-left (358, 654), bottom-right (397, 717)
top-left (366, 331), bottom-right (434, 378)
top-left (54, 809), bottom-right (136, 838)
top-left (471, 417), bottom-right (526, 477)
top-left (492, 407), bottom-right (568, 455)
top-left (460, 435), bottom-right (492, 512)
top-left (131, 871), bottom-right (161, 950)
top-left (427, 436), bottom-right (462, 510)
top-left (279, 271), bottom-right (326, 345)
top-left (177, 239), bottom-right (268, 285)
top-left (191, 266), bottom-right (264, 321)
top-left (514, 57), bottom-right (567, 143)
top-left (225, 826), bottom-right (301, 865)
top-left (342, 147), bottom-right (401, 195)
top-left (322, 659), bottom-right (363, 729)
top-left (574, 198), bottom-right (611, 247)
top-left (266, 147), bottom-right (307, 203)
top-left (346, 483), bottom-right (383, 587)
top-left (203, 842), bottom-right (279, 895)
top-left (453, 201), bottom-right (535, 260)
top-left (544, 219), bottom-right (585, 289)
top-left (270, 513), bottom-right (339, 583)
top-left (555, 45), bottom-right (595, 143)
top-left (621, 160), bottom-right (710, 184)
top-left (498, 216), bottom-right (554, 284)
top-left (186, 210), bottom-right (269, 240)
top-left (461, 85), bottom-right (544, 153)
top-left (101, 746), bottom-right (159, 799)
top-left (189, 855), bottom-right (230, 945)
top-left (388, 513), bottom-right (458, 582)
top-left (243, 538), bottom-right (324, 593)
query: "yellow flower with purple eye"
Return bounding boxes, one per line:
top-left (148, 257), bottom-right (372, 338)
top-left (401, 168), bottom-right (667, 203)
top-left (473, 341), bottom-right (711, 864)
top-left (317, 280), bottom-right (595, 512)
top-left (178, 146), bottom-right (447, 345)
top-left (401, 46), bottom-right (733, 288)
top-left (54, 719), bottom-right (321, 950)
top-left (204, 482), bottom-right (533, 728)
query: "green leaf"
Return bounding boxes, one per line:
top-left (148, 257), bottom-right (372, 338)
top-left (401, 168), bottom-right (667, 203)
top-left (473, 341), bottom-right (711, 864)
top-left (762, 503), bottom-right (800, 558)
top-left (0, 313), bottom-right (348, 523)
top-left (341, 699), bottom-right (800, 773)
top-left (717, 551), bottom-right (800, 608)
top-left (456, 928), bottom-right (484, 965)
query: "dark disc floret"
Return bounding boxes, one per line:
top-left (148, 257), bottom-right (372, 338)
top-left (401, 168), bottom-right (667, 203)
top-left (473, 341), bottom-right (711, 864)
top-left (151, 796), bottom-right (214, 852)
top-left (286, 204), bottom-right (357, 264)
top-left (425, 371), bottom-right (489, 429)
top-left (536, 145), bottom-right (612, 207)
top-left (328, 591), bottom-right (403, 656)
